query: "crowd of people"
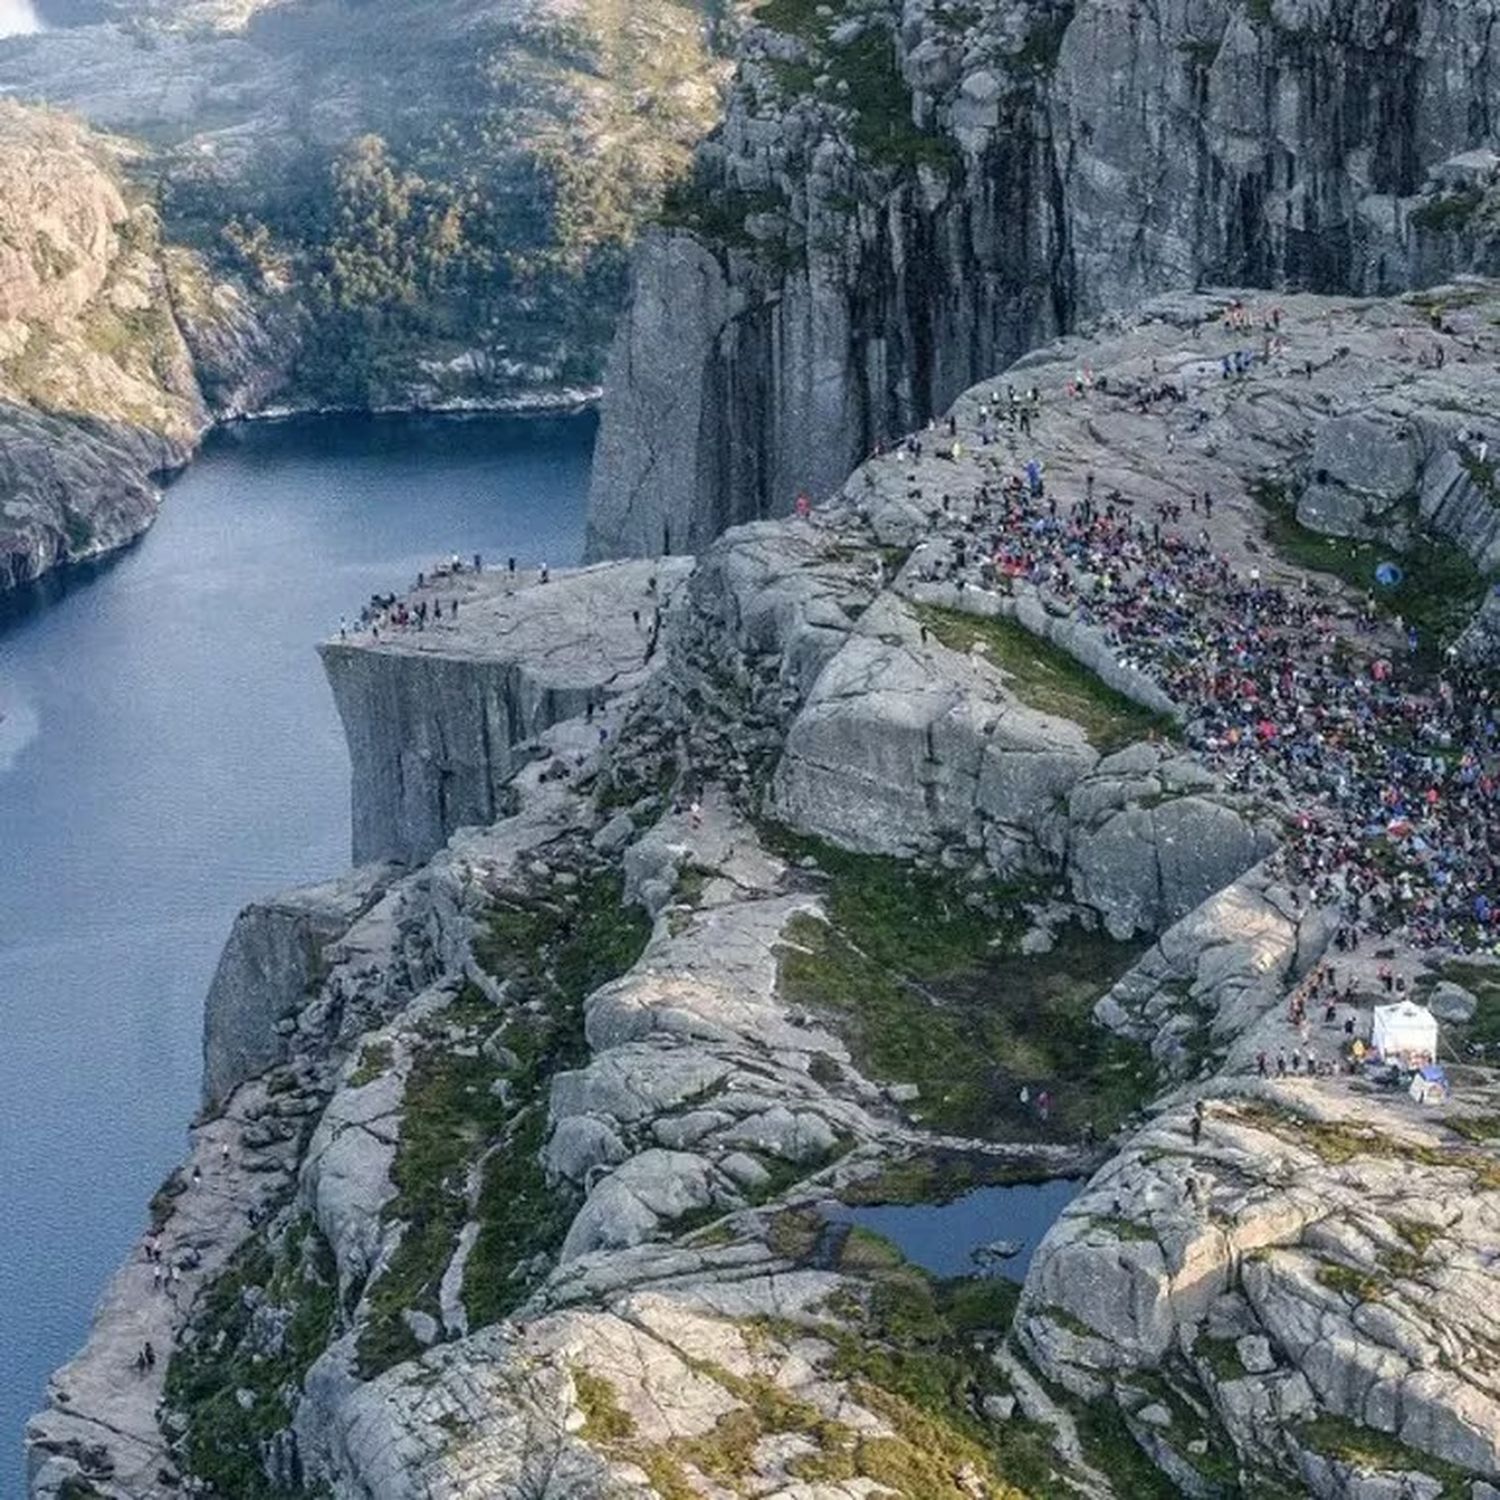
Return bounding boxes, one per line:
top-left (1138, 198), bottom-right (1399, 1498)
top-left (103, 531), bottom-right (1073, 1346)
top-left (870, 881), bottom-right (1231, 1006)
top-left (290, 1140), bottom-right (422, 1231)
top-left (338, 552), bottom-right (541, 640)
top-left (895, 320), bottom-right (1500, 962)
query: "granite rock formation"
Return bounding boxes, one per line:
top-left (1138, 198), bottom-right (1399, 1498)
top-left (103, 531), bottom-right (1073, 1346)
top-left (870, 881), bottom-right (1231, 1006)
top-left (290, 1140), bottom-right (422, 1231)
top-left (586, 0), bottom-right (1500, 559)
top-left (0, 101), bottom-right (271, 588)
top-left (29, 290), bottom-right (1500, 1500)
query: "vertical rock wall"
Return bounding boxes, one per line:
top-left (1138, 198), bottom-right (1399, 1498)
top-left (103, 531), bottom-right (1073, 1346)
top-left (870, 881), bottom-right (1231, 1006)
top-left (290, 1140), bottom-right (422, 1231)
top-left (319, 560), bottom-right (692, 866)
top-left (587, 0), bottom-right (1500, 559)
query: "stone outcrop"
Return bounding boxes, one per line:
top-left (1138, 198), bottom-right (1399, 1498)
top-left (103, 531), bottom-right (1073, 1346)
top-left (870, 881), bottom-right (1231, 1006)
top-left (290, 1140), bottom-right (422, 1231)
top-left (201, 863), bottom-right (395, 1112)
top-left (587, 0), bottom-right (1500, 559)
top-left (0, 100), bottom-right (271, 588)
top-left (1016, 1075), bottom-right (1500, 1495)
top-left (31, 290), bottom-right (1500, 1500)
top-left (320, 559), bottom-right (692, 865)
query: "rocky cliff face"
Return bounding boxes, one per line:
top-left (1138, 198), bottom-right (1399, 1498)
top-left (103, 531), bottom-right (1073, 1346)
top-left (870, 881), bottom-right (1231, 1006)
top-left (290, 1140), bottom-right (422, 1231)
top-left (0, 100), bottom-right (275, 589)
top-left (30, 290), bottom-right (1500, 1500)
top-left (0, 0), bottom-right (728, 589)
top-left (587, 0), bottom-right (1500, 559)
top-left (320, 559), bottom-right (693, 866)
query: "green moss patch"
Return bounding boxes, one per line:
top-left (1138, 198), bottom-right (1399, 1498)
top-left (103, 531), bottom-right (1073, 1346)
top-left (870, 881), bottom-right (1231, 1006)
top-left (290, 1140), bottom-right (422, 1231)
top-left (1253, 482), bottom-right (1486, 666)
top-left (464, 873), bottom-right (649, 1328)
top-left (1233, 1101), bottom-right (1500, 1191)
top-left (1192, 1333), bottom-right (1246, 1382)
top-left (1317, 1262), bottom-right (1386, 1303)
top-left (1298, 1413), bottom-right (1471, 1497)
top-left (840, 1150), bottom-right (1056, 1206)
top-left (914, 604), bottom-right (1174, 751)
top-left (767, 839), bottom-right (1153, 1139)
top-left (357, 872), bottom-right (649, 1375)
top-left (355, 1009), bottom-right (511, 1375)
top-left (166, 1217), bottom-right (338, 1498)
top-left (1410, 187), bottom-right (1486, 233)
top-left (349, 1040), bottom-right (393, 1087)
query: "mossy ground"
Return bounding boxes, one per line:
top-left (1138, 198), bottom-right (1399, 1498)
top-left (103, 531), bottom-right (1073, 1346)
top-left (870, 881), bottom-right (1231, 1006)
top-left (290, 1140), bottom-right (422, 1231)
top-left (466, 871), bottom-right (649, 1325)
top-left (349, 1039), bottom-right (393, 1087)
top-left (1297, 1413), bottom-right (1472, 1497)
top-left (765, 830), bottom-right (1154, 1139)
top-left (353, 1012), bottom-right (511, 1375)
top-left (1252, 481), bottom-right (1486, 668)
top-left (355, 870), bottom-right (649, 1375)
top-left (165, 1217), bottom-right (338, 1498)
top-left (840, 1150), bottom-right (1062, 1206)
top-left (914, 604), bottom-right (1175, 752)
top-left (1424, 960), bottom-right (1500, 1051)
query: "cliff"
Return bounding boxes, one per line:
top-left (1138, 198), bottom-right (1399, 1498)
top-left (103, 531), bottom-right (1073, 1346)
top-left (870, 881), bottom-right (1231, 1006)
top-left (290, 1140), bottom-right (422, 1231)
top-left (586, 0), bottom-right (1500, 559)
top-left (0, 101), bottom-right (272, 588)
top-left (29, 289), bottom-right (1500, 1500)
top-left (319, 558), bottom-right (693, 866)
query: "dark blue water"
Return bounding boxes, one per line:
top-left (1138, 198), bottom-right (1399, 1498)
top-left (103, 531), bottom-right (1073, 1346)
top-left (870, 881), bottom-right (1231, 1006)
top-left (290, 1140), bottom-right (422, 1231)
top-left (0, 410), bottom-right (593, 1480)
top-left (828, 1178), bottom-right (1083, 1281)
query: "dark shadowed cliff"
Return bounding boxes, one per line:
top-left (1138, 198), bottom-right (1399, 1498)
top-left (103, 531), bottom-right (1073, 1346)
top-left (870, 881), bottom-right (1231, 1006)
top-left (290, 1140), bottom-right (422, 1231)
top-left (587, 0), bottom-right (1500, 559)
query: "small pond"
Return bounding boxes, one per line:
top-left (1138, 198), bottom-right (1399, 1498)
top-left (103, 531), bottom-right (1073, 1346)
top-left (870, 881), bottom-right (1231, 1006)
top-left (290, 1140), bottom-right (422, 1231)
top-left (826, 1177), bottom-right (1083, 1282)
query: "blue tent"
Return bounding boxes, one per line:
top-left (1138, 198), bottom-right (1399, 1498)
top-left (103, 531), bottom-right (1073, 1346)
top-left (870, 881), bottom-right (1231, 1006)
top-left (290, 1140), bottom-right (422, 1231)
top-left (1374, 561), bottom-right (1404, 587)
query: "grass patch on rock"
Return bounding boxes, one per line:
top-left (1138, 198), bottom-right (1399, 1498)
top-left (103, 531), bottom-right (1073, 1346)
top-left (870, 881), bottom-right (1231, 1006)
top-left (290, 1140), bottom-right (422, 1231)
top-left (355, 1011), bottom-right (510, 1375)
top-left (1233, 1100), bottom-right (1500, 1190)
top-left (357, 871), bottom-right (649, 1374)
top-left (349, 1040), bottom-right (393, 1087)
top-left (570, 1224), bottom-right (1067, 1495)
top-left (1192, 1333), bottom-right (1246, 1382)
top-left (1297, 1413), bottom-right (1471, 1496)
top-left (464, 872), bottom-right (650, 1327)
top-left (768, 839), bottom-right (1153, 1139)
top-left (1317, 1261), bottom-right (1385, 1303)
top-left (165, 1217), bottom-right (338, 1498)
top-left (840, 1150), bottom-right (1057, 1206)
top-left (762, 822), bottom-right (1020, 977)
top-left (1432, 960), bottom-right (1500, 1050)
top-left (681, 1236), bottom-right (1061, 1496)
top-left (1253, 481), bottom-right (1485, 662)
top-left (914, 603), bottom-right (1173, 752)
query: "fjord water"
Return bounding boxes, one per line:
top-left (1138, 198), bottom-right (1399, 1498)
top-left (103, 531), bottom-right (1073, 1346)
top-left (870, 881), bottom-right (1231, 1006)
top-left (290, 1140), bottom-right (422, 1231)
top-left (0, 411), bottom-right (593, 1479)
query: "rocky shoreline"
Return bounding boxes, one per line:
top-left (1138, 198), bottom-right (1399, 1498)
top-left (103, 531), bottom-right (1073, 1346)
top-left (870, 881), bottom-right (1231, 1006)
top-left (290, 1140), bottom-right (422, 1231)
top-left (0, 387), bottom-right (603, 599)
top-left (27, 286), bottom-right (1500, 1499)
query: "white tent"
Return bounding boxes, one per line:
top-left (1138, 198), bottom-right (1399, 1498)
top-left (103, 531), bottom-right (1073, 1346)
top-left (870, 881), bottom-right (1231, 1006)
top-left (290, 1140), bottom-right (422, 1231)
top-left (1372, 1000), bottom-right (1438, 1064)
